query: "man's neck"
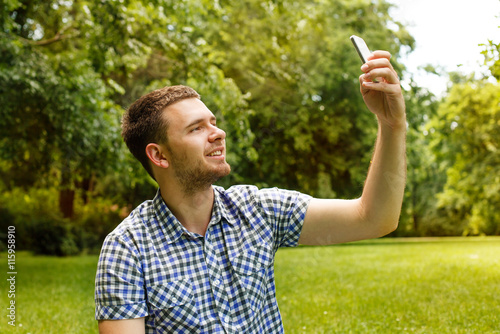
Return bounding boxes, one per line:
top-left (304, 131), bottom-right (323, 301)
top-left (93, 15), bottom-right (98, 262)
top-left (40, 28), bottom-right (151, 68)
top-left (159, 184), bottom-right (214, 236)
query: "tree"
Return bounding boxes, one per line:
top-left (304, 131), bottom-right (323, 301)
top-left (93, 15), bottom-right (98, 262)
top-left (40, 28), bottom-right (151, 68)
top-left (0, 0), bottom-right (256, 217)
top-left (482, 39), bottom-right (500, 81)
top-left (0, 0), bottom-right (125, 217)
top-left (395, 78), bottom-right (443, 236)
top-left (1, 0), bottom-right (415, 219)
top-left (420, 28), bottom-right (500, 236)
top-left (427, 79), bottom-right (500, 235)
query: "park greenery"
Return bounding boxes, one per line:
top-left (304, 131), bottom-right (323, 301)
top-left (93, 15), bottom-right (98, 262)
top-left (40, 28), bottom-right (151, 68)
top-left (0, 0), bottom-right (499, 255)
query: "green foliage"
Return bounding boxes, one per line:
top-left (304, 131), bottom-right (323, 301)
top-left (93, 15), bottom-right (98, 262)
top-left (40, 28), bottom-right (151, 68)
top-left (397, 24), bottom-right (500, 237)
top-left (73, 198), bottom-right (125, 253)
top-left (0, 187), bottom-right (123, 255)
top-left (396, 80), bottom-right (443, 236)
top-left (4, 0), bottom-right (498, 240)
top-left (481, 39), bottom-right (500, 80)
top-left (0, 188), bottom-right (82, 256)
top-left (0, 3), bottom-right (124, 191)
top-left (1, 0), bottom-right (414, 207)
top-left (92, 153), bottom-right (158, 209)
top-left (428, 81), bottom-right (500, 236)
top-left (205, 0), bottom-right (414, 197)
top-left (0, 187), bottom-right (59, 252)
top-left (28, 215), bottom-right (80, 256)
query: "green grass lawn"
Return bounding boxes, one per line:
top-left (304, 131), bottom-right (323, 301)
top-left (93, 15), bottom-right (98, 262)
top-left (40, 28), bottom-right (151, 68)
top-left (0, 253), bottom-right (98, 334)
top-left (1, 237), bottom-right (499, 333)
top-left (275, 237), bottom-right (500, 333)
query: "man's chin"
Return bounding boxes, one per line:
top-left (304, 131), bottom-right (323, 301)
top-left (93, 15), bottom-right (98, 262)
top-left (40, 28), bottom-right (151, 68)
top-left (174, 161), bottom-right (231, 194)
top-left (214, 163), bottom-right (231, 180)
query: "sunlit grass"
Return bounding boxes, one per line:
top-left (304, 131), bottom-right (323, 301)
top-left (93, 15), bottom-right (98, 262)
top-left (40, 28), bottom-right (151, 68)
top-left (1, 237), bottom-right (499, 333)
top-left (0, 252), bottom-right (98, 334)
top-left (275, 237), bottom-right (500, 333)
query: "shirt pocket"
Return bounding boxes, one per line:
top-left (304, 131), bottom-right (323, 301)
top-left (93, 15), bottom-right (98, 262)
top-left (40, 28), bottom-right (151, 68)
top-left (231, 243), bottom-right (273, 313)
top-left (146, 279), bottom-right (200, 332)
top-left (232, 243), bottom-right (273, 275)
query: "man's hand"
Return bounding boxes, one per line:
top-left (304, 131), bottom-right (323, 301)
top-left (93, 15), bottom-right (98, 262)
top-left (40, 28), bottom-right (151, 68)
top-left (360, 51), bottom-right (406, 130)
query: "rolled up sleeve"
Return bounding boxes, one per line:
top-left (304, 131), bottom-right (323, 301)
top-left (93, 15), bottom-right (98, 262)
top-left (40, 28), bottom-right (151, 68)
top-left (95, 233), bottom-right (148, 320)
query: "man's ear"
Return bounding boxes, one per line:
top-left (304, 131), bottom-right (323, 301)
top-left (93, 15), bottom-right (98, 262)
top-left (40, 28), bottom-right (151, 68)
top-left (145, 143), bottom-right (169, 169)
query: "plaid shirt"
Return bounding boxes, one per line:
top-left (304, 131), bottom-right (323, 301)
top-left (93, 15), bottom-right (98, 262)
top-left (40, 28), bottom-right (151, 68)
top-left (95, 185), bottom-right (311, 333)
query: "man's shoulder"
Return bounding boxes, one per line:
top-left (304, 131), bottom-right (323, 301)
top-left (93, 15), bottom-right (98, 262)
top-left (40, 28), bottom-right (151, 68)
top-left (106, 198), bottom-right (155, 240)
top-left (214, 184), bottom-right (307, 201)
top-left (214, 184), bottom-right (258, 196)
top-left (213, 185), bottom-right (310, 212)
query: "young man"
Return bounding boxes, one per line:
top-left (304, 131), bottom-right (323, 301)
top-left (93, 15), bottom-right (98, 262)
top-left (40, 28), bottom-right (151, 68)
top-left (95, 51), bottom-right (406, 333)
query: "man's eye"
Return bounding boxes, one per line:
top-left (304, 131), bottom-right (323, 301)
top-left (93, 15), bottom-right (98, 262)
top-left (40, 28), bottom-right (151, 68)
top-left (191, 126), bottom-right (202, 132)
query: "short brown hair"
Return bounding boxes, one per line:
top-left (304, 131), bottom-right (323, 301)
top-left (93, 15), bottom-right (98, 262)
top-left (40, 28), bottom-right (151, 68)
top-left (121, 85), bottom-right (200, 179)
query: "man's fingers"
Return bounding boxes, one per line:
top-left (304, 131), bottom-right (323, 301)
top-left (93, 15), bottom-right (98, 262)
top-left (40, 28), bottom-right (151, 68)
top-left (367, 50), bottom-right (392, 61)
top-left (361, 54), bottom-right (399, 85)
top-left (362, 68), bottom-right (399, 84)
top-left (362, 58), bottom-right (395, 73)
top-left (361, 80), bottom-right (402, 94)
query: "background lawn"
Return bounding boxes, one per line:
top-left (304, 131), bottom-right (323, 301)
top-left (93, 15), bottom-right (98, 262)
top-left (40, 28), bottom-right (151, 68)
top-left (1, 237), bottom-right (499, 333)
top-left (275, 237), bottom-right (500, 333)
top-left (1, 253), bottom-right (98, 334)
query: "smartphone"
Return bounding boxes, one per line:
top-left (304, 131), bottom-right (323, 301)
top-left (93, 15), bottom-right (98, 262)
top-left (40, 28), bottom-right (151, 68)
top-left (350, 35), bottom-right (372, 64)
top-left (350, 35), bottom-right (378, 82)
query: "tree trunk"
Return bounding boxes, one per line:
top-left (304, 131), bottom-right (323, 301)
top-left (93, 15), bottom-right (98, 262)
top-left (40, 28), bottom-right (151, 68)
top-left (59, 188), bottom-right (75, 218)
top-left (412, 183), bottom-right (419, 233)
top-left (79, 175), bottom-right (95, 204)
top-left (59, 162), bottom-right (74, 219)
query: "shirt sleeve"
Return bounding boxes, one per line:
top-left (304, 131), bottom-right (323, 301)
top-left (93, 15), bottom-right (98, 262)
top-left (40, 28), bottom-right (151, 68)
top-left (95, 231), bottom-right (148, 320)
top-left (254, 187), bottom-right (312, 250)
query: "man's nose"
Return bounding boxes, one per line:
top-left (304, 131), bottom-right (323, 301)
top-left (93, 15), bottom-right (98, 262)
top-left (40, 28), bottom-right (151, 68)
top-left (208, 125), bottom-right (226, 142)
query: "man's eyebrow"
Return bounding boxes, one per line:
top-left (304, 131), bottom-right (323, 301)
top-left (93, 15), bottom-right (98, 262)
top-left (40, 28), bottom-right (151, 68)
top-left (185, 116), bottom-right (217, 129)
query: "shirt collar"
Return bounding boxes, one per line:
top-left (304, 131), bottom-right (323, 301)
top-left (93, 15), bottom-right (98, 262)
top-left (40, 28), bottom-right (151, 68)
top-left (152, 186), bottom-right (236, 244)
top-left (212, 186), bottom-right (237, 226)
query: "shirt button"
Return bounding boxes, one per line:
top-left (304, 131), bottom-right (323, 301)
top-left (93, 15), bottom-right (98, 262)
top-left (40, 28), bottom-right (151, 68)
top-left (214, 279), bottom-right (221, 287)
top-left (223, 316), bottom-right (230, 324)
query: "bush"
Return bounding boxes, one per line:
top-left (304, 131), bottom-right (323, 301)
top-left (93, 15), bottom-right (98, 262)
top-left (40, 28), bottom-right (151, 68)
top-left (27, 215), bottom-right (80, 256)
top-left (0, 187), bottom-right (59, 252)
top-left (0, 187), bottom-right (125, 256)
top-left (74, 199), bottom-right (125, 253)
top-left (0, 206), bottom-right (16, 251)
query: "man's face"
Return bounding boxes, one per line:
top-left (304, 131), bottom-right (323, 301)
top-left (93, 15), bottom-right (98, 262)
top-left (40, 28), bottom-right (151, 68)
top-left (162, 98), bottom-right (231, 194)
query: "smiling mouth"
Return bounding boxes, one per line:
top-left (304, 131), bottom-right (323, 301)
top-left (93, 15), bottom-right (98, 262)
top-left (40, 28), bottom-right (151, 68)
top-left (208, 150), bottom-right (222, 157)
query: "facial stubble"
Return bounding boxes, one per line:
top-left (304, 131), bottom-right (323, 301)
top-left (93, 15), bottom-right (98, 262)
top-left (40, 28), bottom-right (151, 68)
top-left (167, 144), bottom-right (231, 195)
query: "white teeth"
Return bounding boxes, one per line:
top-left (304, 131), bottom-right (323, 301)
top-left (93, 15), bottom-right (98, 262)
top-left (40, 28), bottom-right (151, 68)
top-left (208, 151), bottom-right (222, 157)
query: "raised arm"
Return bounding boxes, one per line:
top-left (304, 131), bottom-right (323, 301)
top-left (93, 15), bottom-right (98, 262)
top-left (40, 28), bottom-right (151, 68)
top-left (299, 51), bottom-right (406, 245)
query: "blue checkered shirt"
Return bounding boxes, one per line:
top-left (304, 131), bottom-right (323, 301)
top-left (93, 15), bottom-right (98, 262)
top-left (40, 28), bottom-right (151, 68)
top-left (95, 185), bottom-right (311, 333)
